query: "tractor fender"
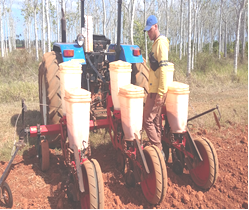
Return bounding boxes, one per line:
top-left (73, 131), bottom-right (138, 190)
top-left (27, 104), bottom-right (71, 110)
top-left (107, 44), bottom-right (143, 63)
top-left (53, 43), bottom-right (87, 64)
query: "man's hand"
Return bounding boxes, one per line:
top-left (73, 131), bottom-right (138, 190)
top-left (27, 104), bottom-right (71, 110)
top-left (155, 94), bottom-right (166, 107)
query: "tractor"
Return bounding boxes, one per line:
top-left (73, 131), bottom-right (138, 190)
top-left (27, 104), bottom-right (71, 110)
top-left (37, 0), bottom-right (168, 208)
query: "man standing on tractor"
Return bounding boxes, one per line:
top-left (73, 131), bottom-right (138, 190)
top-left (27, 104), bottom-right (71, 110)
top-left (143, 15), bottom-right (170, 160)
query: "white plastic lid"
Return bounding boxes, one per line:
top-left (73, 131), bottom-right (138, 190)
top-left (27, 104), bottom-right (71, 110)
top-left (167, 62), bottom-right (175, 71)
top-left (65, 88), bottom-right (91, 99)
top-left (168, 81), bottom-right (189, 92)
top-left (109, 60), bottom-right (132, 71)
top-left (118, 84), bottom-right (144, 98)
top-left (59, 61), bottom-right (82, 71)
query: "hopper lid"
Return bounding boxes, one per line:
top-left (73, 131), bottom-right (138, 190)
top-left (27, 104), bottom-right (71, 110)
top-left (59, 61), bottom-right (82, 71)
top-left (168, 81), bottom-right (189, 91)
top-left (65, 88), bottom-right (91, 98)
top-left (109, 60), bottom-right (132, 70)
top-left (119, 84), bottom-right (144, 95)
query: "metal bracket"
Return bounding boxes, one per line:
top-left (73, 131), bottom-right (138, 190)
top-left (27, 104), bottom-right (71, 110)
top-left (134, 133), bottom-right (150, 174)
top-left (73, 145), bottom-right (85, 193)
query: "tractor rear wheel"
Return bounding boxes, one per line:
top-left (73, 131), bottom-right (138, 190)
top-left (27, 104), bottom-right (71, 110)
top-left (141, 145), bottom-right (167, 204)
top-left (131, 58), bottom-right (149, 103)
top-left (38, 51), bottom-right (63, 125)
top-left (190, 137), bottom-right (219, 190)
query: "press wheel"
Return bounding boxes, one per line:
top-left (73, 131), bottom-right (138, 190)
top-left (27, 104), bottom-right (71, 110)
top-left (1, 181), bottom-right (13, 208)
top-left (40, 140), bottom-right (50, 171)
top-left (91, 159), bottom-right (104, 209)
top-left (141, 145), bottom-right (167, 204)
top-left (80, 159), bottom-right (103, 209)
top-left (190, 137), bottom-right (219, 190)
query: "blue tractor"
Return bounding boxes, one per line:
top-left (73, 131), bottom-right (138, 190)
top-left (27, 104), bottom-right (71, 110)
top-left (38, 0), bottom-right (149, 126)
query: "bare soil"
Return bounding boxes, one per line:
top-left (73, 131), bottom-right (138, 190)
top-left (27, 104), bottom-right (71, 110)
top-left (0, 124), bottom-right (248, 209)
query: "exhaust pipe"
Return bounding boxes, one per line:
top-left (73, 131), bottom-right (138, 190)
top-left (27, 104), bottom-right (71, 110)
top-left (61, 8), bottom-right (66, 43)
top-left (81, 0), bottom-right (85, 28)
top-left (115, 0), bottom-right (122, 61)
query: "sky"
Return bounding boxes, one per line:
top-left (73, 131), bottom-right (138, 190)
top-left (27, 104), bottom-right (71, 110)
top-left (12, 1), bottom-right (24, 37)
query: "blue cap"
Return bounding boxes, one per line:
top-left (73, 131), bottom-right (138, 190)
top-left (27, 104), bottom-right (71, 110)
top-left (144, 15), bottom-right (158, 32)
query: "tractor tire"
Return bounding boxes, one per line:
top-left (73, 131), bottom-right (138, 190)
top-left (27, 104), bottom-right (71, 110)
top-left (39, 51), bottom-right (63, 147)
top-left (141, 145), bottom-right (167, 205)
top-left (38, 51), bottom-right (63, 125)
top-left (190, 137), bottom-right (219, 190)
top-left (131, 57), bottom-right (149, 103)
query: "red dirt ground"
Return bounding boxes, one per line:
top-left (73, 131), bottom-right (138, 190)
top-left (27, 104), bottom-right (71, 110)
top-left (0, 124), bottom-right (248, 209)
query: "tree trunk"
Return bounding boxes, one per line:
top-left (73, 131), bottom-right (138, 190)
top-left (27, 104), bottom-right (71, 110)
top-left (57, 0), bottom-right (59, 42)
top-left (130, 0), bottom-right (136, 45)
top-left (179, 0), bottom-right (183, 60)
top-left (102, 0), bottom-right (106, 36)
top-left (46, 0), bottom-right (51, 52)
top-left (242, 8), bottom-right (246, 60)
top-left (187, 0), bottom-right (191, 76)
top-left (165, 0), bottom-right (168, 37)
top-left (28, 17), bottom-right (31, 53)
top-left (183, 20), bottom-right (186, 57)
top-left (34, 3), bottom-right (39, 61)
top-left (219, 0), bottom-right (223, 59)
top-left (42, 0), bottom-right (46, 54)
top-left (144, 0), bottom-right (148, 62)
top-left (224, 17), bottom-right (227, 58)
top-left (7, 5), bottom-right (12, 54)
top-left (191, 1), bottom-right (197, 70)
top-left (234, 0), bottom-right (246, 74)
top-left (0, 4), bottom-right (4, 58)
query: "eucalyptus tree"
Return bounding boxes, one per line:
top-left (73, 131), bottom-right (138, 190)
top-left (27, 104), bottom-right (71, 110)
top-left (46, 0), bottom-right (51, 52)
top-left (222, 0), bottom-right (232, 58)
top-left (241, 4), bottom-right (247, 60)
top-left (56, 0), bottom-right (59, 42)
top-left (233, 0), bottom-right (246, 74)
top-left (7, 0), bottom-right (13, 53)
top-left (187, 0), bottom-right (191, 76)
top-left (144, 0), bottom-right (148, 61)
top-left (33, 0), bottom-right (39, 61)
top-left (191, 0), bottom-right (197, 70)
top-left (0, 2), bottom-right (4, 57)
top-left (22, 0), bottom-right (33, 53)
top-left (102, 0), bottom-right (106, 36)
top-left (218, 0), bottom-right (223, 59)
top-left (105, 0), bottom-right (116, 43)
top-left (165, 0), bottom-right (168, 37)
top-left (42, 0), bottom-right (45, 54)
top-left (179, 0), bottom-right (183, 60)
top-left (130, 0), bottom-right (137, 45)
top-left (2, 1), bottom-right (8, 56)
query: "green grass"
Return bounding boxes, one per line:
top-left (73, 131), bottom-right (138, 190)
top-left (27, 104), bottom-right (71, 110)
top-left (0, 49), bottom-right (247, 161)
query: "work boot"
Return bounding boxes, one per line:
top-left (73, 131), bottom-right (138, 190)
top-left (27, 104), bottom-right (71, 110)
top-left (161, 150), bottom-right (166, 162)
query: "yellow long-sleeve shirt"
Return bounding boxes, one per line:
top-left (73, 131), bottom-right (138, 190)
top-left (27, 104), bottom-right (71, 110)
top-left (149, 36), bottom-right (169, 97)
